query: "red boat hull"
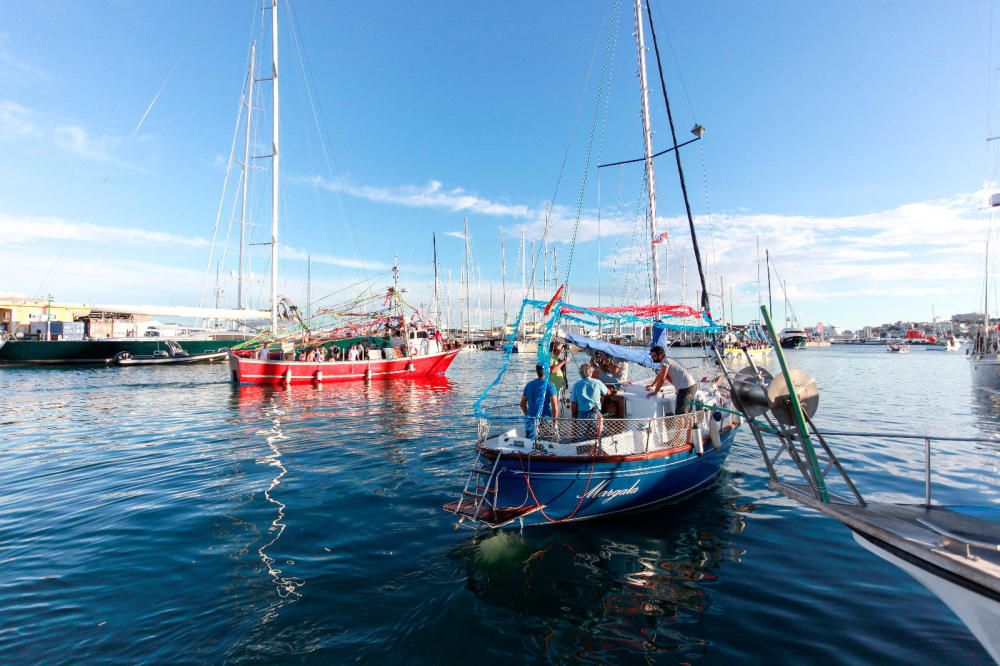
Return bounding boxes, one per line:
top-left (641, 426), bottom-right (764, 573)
top-left (228, 349), bottom-right (461, 385)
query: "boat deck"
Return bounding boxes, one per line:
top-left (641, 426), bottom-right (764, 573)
top-left (442, 501), bottom-right (543, 528)
top-left (775, 481), bottom-right (1000, 598)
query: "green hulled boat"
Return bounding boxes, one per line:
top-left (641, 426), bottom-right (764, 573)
top-left (0, 337), bottom-right (247, 365)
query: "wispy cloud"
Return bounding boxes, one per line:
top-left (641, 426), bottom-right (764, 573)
top-left (0, 99), bottom-right (135, 165)
top-left (299, 176), bottom-right (534, 219)
top-left (0, 33), bottom-right (50, 82)
top-left (442, 230), bottom-right (467, 240)
top-left (0, 213), bottom-right (209, 248)
top-left (279, 244), bottom-right (389, 271)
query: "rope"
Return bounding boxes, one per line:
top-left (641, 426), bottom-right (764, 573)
top-left (519, 450), bottom-right (599, 524)
top-left (562, 0), bottom-right (621, 283)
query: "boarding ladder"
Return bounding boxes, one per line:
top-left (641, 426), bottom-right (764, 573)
top-left (452, 449), bottom-right (502, 529)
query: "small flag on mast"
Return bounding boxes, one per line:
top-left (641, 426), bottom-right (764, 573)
top-left (651, 231), bottom-right (668, 244)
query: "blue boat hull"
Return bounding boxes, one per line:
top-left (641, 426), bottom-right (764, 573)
top-left (483, 428), bottom-right (736, 527)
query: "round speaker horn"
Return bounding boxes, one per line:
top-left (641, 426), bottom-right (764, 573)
top-left (767, 369), bottom-right (819, 426)
top-left (730, 366), bottom-right (773, 418)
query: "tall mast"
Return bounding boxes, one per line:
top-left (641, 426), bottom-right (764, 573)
top-left (306, 254), bottom-right (311, 319)
top-left (500, 229), bottom-right (507, 325)
top-left (269, 0), bottom-right (280, 333)
top-left (432, 232), bottom-right (441, 326)
top-left (633, 0), bottom-right (660, 305)
top-left (755, 237), bottom-right (761, 317)
top-left (520, 228), bottom-right (526, 298)
top-left (238, 43), bottom-right (255, 311)
top-left (464, 216), bottom-right (471, 341)
top-left (766, 248), bottom-right (773, 318)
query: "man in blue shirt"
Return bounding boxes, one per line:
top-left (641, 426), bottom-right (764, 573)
top-left (521, 364), bottom-right (559, 439)
top-left (571, 362), bottom-right (608, 439)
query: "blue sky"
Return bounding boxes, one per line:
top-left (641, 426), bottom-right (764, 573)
top-left (0, 0), bottom-right (997, 330)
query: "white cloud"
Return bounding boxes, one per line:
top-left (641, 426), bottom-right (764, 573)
top-left (299, 176), bottom-right (534, 219)
top-left (51, 125), bottom-right (123, 163)
top-left (0, 99), bottom-right (133, 165)
top-left (443, 231), bottom-right (467, 240)
top-left (0, 213), bottom-right (209, 248)
top-left (0, 100), bottom-right (40, 137)
top-left (279, 244), bottom-right (388, 271)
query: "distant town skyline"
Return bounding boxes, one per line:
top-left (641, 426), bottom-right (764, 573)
top-left (1, 1), bottom-right (998, 330)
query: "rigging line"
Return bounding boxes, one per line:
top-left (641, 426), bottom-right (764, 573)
top-left (526, 2), bottom-right (608, 298)
top-left (35, 4), bottom-right (216, 299)
top-left (285, 0), bottom-right (369, 277)
top-left (644, 0), bottom-right (710, 315)
top-left (198, 72), bottom-right (247, 307)
top-left (651, 0), bottom-right (697, 121)
top-left (562, 0), bottom-right (621, 285)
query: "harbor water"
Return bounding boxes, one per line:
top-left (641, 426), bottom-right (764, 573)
top-left (1, 347), bottom-right (998, 664)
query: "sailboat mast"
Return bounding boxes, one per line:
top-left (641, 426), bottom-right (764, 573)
top-left (500, 229), bottom-right (507, 325)
top-left (433, 232), bottom-right (441, 326)
top-left (464, 216), bottom-right (471, 341)
top-left (269, 0), bottom-right (280, 333)
top-left (238, 43), bottom-right (255, 311)
top-left (633, 0), bottom-right (661, 306)
top-left (766, 249), bottom-right (773, 317)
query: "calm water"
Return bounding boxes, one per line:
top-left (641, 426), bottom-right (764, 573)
top-left (1, 347), bottom-right (997, 664)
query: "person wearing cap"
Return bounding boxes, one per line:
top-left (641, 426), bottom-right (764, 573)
top-left (647, 345), bottom-right (697, 414)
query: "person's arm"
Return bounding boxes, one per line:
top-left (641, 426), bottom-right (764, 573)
top-left (647, 365), bottom-right (669, 396)
top-left (520, 394), bottom-right (528, 414)
top-left (549, 394), bottom-right (559, 419)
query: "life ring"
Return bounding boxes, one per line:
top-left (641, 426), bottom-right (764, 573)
top-left (709, 410), bottom-right (723, 449)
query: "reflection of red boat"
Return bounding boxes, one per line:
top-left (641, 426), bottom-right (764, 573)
top-left (228, 348), bottom-right (460, 386)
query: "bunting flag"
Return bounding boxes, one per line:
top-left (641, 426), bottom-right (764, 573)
top-left (651, 231), bottom-right (669, 244)
top-left (543, 285), bottom-right (565, 316)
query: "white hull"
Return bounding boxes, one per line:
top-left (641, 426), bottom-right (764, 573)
top-left (970, 354), bottom-right (1000, 391)
top-left (854, 532), bottom-right (1000, 663)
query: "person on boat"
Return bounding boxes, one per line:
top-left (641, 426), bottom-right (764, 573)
top-left (647, 345), bottom-right (697, 414)
top-left (256, 345), bottom-right (270, 361)
top-left (595, 352), bottom-right (628, 386)
top-left (549, 341), bottom-right (569, 397)
top-left (571, 363), bottom-right (608, 439)
top-left (521, 364), bottom-right (559, 439)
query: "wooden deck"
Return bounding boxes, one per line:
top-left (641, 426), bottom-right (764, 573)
top-left (443, 501), bottom-right (544, 528)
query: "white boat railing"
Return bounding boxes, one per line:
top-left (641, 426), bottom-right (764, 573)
top-left (476, 409), bottom-right (714, 455)
top-left (788, 429), bottom-right (999, 508)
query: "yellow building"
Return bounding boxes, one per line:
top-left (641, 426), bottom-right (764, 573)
top-left (0, 298), bottom-right (92, 337)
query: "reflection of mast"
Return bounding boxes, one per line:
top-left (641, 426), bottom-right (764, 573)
top-left (258, 396), bottom-right (302, 614)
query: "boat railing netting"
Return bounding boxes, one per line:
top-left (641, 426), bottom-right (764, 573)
top-left (477, 409), bottom-right (711, 450)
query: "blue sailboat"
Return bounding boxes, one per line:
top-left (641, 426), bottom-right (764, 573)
top-left (444, 299), bottom-right (740, 528)
top-left (444, 0), bottom-right (741, 530)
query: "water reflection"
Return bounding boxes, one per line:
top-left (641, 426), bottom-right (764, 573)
top-left (453, 483), bottom-right (754, 662)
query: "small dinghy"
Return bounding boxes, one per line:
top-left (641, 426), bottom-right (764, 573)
top-left (111, 340), bottom-right (227, 366)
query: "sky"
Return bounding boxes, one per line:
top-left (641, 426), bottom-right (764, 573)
top-left (1, 0), bottom-right (998, 330)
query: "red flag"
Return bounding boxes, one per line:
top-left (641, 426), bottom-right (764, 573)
top-left (651, 231), bottom-right (668, 245)
top-left (543, 285), bottom-right (565, 316)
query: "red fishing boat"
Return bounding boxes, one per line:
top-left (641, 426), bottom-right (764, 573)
top-left (229, 338), bottom-right (460, 386)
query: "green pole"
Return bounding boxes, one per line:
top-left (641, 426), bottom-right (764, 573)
top-left (760, 305), bottom-right (830, 503)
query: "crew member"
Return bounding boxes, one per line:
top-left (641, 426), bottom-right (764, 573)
top-left (646, 345), bottom-right (697, 414)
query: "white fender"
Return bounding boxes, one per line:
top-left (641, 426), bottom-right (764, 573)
top-left (709, 413), bottom-right (723, 449)
top-left (314, 370), bottom-right (323, 384)
top-left (692, 425), bottom-right (704, 455)
top-left (283, 368), bottom-right (292, 385)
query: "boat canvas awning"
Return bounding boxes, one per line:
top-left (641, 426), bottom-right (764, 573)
top-left (563, 333), bottom-right (657, 368)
